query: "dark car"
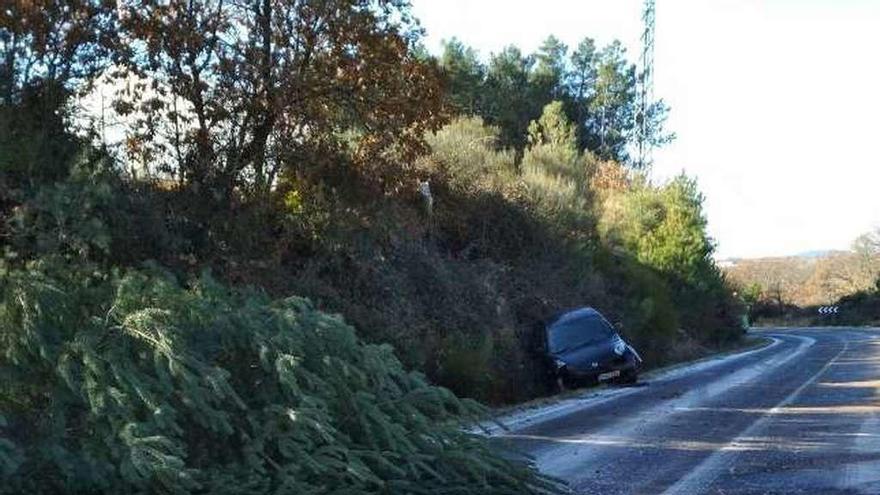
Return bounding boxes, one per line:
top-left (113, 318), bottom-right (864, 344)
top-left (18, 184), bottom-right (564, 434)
top-left (539, 307), bottom-right (642, 388)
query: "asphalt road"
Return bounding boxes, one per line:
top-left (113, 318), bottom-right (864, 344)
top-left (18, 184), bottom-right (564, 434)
top-left (492, 328), bottom-right (880, 494)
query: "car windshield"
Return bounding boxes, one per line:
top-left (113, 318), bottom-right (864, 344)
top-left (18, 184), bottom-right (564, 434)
top-left (547, 316), bottom-right (613, 353)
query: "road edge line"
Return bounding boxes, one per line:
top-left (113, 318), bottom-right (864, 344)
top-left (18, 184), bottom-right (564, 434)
top-left (474, 335), bottom-right (783, 436)
top-left (662, 336), bottom-right (849, 495)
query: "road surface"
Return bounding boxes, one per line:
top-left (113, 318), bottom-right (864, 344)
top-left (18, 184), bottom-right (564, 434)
top-left (492, 328), bottom-right (880, 494)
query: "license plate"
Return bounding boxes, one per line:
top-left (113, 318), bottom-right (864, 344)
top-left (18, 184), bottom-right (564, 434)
top-left (598, 370), bottom-right (621, 381)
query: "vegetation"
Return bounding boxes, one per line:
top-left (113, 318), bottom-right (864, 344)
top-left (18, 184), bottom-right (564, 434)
top-left (1, 0), bottom-right (743, 492)
top-left (725, 228), bottom-right (880, 325)
top-left (0, 262), bottom-right (562, 493)
top-left (438, 36), bottom-right (672, 165)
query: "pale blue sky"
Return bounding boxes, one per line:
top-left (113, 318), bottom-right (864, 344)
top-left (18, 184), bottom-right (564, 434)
top-left (410, 0), bottom-right (880, 259)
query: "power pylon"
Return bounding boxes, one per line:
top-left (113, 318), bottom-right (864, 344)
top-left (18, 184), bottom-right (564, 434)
top-left (636, 0), bottom-right (655, 171)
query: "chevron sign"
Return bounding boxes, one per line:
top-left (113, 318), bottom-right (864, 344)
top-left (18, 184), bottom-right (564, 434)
top-left (818, 306), bottom-right (839, 315)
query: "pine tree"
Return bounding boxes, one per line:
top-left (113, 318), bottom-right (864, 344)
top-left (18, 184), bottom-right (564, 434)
top-left (0, 262), bottom-right (563, 494)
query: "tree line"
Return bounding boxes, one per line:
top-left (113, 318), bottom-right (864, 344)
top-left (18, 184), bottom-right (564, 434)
top-left (726, 228), bottom-right (880, 323)
top-left (438, 36), bottom-right (672, 166)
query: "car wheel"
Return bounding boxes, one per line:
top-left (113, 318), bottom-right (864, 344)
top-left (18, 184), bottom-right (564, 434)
top-left (556, 375), bottom-right (566, 393)
top-left (559, 371), bottom-right (584, 390)
top-left (618, 369), bottom-right (638, 385)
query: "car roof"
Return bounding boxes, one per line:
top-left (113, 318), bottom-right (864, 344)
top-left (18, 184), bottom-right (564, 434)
top-left (547, 307), bottom-right (602, 327)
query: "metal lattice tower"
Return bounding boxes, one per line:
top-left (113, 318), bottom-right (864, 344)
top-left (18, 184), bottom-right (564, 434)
top-left (636, 0), bottom-right (656, 171)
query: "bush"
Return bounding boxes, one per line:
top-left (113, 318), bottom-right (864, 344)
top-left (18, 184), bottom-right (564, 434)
top-left (595, 171), bottom-right (741, 345)
top-left (0, 261), bottom-right (560, 494)
top-left (521, 102), bottom-right (594, 235)
top-left (422, 116), bottom-right (516, 194)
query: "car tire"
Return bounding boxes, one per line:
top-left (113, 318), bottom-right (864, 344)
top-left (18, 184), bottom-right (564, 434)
top-left (618, 368), bottom-right (638, 385)
top-left (556, 375), bottom-right (566, 393)
top-left (558, 370), bottom-right (586, 390)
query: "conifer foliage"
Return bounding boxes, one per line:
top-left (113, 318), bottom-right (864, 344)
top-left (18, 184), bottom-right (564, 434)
top-left (0, 261), bottom-right (560, 494)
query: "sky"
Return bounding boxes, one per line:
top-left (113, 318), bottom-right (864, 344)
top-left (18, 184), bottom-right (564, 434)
top-left (409, 0), bottom-right (880, 259)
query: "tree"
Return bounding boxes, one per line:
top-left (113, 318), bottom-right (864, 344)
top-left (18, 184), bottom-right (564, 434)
top-left (741, 282), bottom-right (763, 307)
top-left (636, 99), bottom-right (675, 169)
top-left (531, 36), bottom-right (567, 102)
top-left (585, 41), bottom-right (637, 163)
top-left (813, 232), bottom-right (880, 301)
top-left (567, 37), bottom-right (598, 148)
top-left (522, 101), bottom-right (592, 233)
top-left (598, 174), bottom-right (718, 288)
top-left (527, 101), bottom-right (578, 158)
top-left (116, 0), bottom-right (447, 201)
top-left (483, 46), bottom-right (537, 150)
top-left (0, 265), bottom-right (561, 493)
top-left (438, 38), bottom-right (486, 115)
top-left (639, 176), bottom-right (715, 283)
top-left (422, 116), bottom-right (515, 192)
top-left (0, 0), bottom-right (114, 104)
top-left (852, 228), bottom-right (880, 289)
top-left (435, 35), bottom-right (672, 169)
top-left (0, 0), bottom-right (115, 190)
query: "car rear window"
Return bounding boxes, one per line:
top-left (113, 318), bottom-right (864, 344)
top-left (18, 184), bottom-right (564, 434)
top-left (547, 316), bottom-right (612, 353)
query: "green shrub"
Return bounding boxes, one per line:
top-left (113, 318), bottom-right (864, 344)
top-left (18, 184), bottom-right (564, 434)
top-left (596, 174), bottom-right (741, 345)
top-left (422, 116), bottom-right (516, 194)
top-left (517, 102), bottom-right (598, 254)
top-left (0, 261), bottom-right (560, 494)
top-left (436, 331), bottom-right (495, 401)
top-left (598, 175), bottom-right (714, 284)
top-left (589, 249), bottom-right (678, 362)
top-left (7, 157), bottom-right (115, 261)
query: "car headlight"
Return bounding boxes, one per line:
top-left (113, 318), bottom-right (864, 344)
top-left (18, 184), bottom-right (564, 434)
top-left (613, 340), bottom-right (626, 356)
top-left (554, 359), bottom-right (567, 369)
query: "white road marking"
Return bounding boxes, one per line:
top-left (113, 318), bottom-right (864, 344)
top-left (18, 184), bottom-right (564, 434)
top-left (840, 413), bottom-right (880, 492)
top-left (477, 336), bottom-right (785, 436)
top-left (839, 335), bottom-right (880, 493)
top-left (530, 334), bottom-right (816, 478)
top-left (662, 337), bottom-right (849, 495)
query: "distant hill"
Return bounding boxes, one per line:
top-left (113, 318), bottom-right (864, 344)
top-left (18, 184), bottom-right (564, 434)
top-left (718, 249), bottom-right (847, 268)
top-left (794, 249), bottom-right (847, 259)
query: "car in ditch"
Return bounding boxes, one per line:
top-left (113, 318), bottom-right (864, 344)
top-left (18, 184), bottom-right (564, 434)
top-left (539, 307), bottom-right (643, 388)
